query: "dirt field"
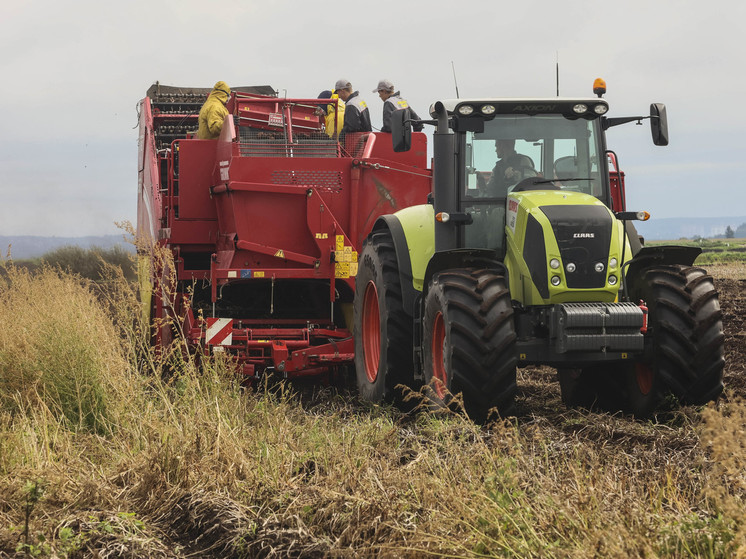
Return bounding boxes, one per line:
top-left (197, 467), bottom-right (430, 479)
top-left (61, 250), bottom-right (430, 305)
top-left (716, 273), bottom-right (746, 398)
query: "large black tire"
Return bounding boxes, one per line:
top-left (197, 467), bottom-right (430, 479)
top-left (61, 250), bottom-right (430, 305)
top-left (422, 268), bottom-right (517, 422)
top-left (353, 230), bottom-right (414, 403)
top-left (626, 265), bottom-right (725, 417)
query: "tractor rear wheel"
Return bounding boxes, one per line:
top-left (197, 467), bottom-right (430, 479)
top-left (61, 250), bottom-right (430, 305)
top-left (422, 269), bottom-right (517, 422)
top-left (626, 265), bottom-right (724, 417)
top-left (353, 230), bottom-right (414, 403)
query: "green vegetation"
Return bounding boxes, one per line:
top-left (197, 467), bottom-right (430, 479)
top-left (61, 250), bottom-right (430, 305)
top-left (2, 244), bottom-right (136, 282)
top-left (0, 250), bottom-right (745, 556)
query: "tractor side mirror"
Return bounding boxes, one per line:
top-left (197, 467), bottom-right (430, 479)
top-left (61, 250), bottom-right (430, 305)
top-left (650, 103), bottom-right (669, 146)
top-left (391, 108), bottom-right (412, 152)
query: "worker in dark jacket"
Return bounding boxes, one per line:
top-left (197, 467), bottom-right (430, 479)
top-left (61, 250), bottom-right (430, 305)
top-left (334, 79), bottom-right (372, 134)
top-left (373, 79), bottom-right (423, 133)
top-left (197, 81), bottom-right (231, 139)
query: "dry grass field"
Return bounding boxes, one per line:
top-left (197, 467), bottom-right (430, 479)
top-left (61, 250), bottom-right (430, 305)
top-left (0, 260), bottom-right (744, 558)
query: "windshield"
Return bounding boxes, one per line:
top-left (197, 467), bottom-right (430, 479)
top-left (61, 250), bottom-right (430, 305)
top-left (459, 115), bottom-right (606, 253)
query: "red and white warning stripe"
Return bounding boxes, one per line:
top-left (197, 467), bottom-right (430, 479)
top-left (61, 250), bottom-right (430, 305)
top-left (206, 317), bottom-right (233, 346)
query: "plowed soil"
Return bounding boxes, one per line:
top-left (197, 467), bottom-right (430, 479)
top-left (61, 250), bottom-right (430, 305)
top-left (715, 275), bottom-right (746, 398)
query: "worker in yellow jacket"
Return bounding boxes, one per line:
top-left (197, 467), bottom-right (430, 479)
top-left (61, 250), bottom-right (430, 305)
top-left (316, 90), bottom-right (345, 139)
top-left (197, 81), bottom-right (231, 139)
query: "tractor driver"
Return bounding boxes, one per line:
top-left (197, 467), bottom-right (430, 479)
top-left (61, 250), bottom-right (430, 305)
top-left (484, 139), bottom-right (537, 197)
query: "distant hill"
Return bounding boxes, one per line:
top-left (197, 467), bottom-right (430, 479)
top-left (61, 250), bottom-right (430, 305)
top-left (0, 235), bottom-right (133, 260)
top-left (630, 216), bottom-right (746, 241)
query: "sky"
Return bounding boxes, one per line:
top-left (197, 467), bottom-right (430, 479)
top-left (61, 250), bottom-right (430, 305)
top-left (1, 0), bottom-right (745, 237)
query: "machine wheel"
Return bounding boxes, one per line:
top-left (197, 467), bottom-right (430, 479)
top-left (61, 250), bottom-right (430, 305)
top-left (353, 230), bottom-right (414, 403)
top-left (422, 268), bottom-right (517, 422)
top-left (626, 265), bottom-right (725, 417)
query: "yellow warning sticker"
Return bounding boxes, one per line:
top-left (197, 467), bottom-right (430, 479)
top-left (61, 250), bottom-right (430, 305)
top-left (336, 235), bottom-right (344, 251)
top-left (349, 262), bottom-right (358, 276)
top-left (254, 271), bottom-right (265, 278)
top-left (274, 249), bottom-right (285, 258)
top-left (335, 262), bottom-right (350, 278)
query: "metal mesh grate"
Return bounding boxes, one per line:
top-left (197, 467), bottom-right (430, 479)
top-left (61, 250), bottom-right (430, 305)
top-left (238, 127), bottom-right (340, 158)
top-left (270, 170), bottom-right (343, 190)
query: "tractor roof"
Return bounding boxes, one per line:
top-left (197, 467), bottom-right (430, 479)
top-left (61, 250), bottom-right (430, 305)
top-left (430, 98), bottom-right (609, 119)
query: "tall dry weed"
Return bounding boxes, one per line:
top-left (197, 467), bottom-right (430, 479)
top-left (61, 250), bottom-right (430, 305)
top-left (0, 263), bottom-right (133, 434)
top-left (701, 400), bottom-right (746, 557)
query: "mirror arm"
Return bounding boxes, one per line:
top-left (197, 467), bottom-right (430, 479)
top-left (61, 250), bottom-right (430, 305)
top-left (603, 116), bottom-right (648, 130)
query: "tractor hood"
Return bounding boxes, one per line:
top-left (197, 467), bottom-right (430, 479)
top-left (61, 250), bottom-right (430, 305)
top-left (504, 190), bottom-right (627, 306)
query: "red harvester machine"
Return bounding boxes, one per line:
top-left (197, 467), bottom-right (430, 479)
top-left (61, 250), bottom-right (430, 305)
top-left (137, 83), bottom-right (431, 379)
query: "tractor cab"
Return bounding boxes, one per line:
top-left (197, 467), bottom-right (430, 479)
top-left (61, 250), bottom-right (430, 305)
top-left (450, 100), bottom-right (612, 256)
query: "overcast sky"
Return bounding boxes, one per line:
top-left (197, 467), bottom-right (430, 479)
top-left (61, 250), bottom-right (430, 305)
top-left (1, 0), bottom-right (745, 237)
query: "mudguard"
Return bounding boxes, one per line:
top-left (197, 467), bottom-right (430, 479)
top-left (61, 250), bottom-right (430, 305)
top-left (372, 205), bottom-right (434, 316)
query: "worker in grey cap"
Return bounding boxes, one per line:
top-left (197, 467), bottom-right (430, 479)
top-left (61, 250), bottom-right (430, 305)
top-left (334, 79), bottom-right (372, 134)
top-left (373, 79), bottom-right (423, 133)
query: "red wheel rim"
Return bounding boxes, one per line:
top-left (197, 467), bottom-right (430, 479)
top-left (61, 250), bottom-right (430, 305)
top-left (362, 281), bottom-right (380, 383)
top-left (431, 311), bottom-right (447, 399)
top-left (635, 363), bottom-right (654, 395)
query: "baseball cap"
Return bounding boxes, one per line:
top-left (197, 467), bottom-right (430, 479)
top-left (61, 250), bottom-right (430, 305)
top-left (335, 79), bottom-right (351, 91)
top-left (373, 79), bottom-right (394, 92)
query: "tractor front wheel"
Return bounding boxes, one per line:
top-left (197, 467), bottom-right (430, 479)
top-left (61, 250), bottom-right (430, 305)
top-left (422, 269), bottom-right (517, 422)
top-left (626, 265), bottom-right (725, 417)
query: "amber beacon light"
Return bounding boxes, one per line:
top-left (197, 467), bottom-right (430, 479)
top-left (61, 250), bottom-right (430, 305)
top-left (593, 78), bottom-right (607, 98)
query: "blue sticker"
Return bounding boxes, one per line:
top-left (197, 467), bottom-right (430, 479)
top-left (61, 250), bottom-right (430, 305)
top-left (240, 269), bottom-right (252, 278)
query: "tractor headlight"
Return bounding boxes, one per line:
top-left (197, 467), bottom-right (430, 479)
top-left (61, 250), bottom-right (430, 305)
top-left (550, 258), bottom-right (560, 269)
top-left (551, 276), bottom-right (561, 287)
top-left (481, 104), bottom-right (496, 115)
top-left (608, 275), bottom-right (618, 286)
top-left (457, 105), bottom-right (474, 116)
top-left (595, 262), bottom-right (605, 273)
top-left (566, 262), bottom-right (576, 273)
top-left (573, 104), bottom-right (588, 114)
top-left (594, 104), bottom-right (609, 114)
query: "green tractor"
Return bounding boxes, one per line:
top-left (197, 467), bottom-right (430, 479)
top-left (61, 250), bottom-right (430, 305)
top-left (354, 81), bottom-right (724, 421)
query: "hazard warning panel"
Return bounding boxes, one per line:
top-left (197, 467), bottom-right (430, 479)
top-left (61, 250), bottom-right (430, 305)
top-left (206, 318), bottom-right (233, 346)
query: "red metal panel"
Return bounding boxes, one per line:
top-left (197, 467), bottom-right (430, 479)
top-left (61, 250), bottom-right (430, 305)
top-left (608, 152), bottom-right (626, 212)
top-left (173, 140), bottom-right (219, 220)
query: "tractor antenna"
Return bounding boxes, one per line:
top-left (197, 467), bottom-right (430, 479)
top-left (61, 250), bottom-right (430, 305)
top-left (556, 52), bottom-right (560, 97)
top-left (451, 61), bottom-right (460, 98)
